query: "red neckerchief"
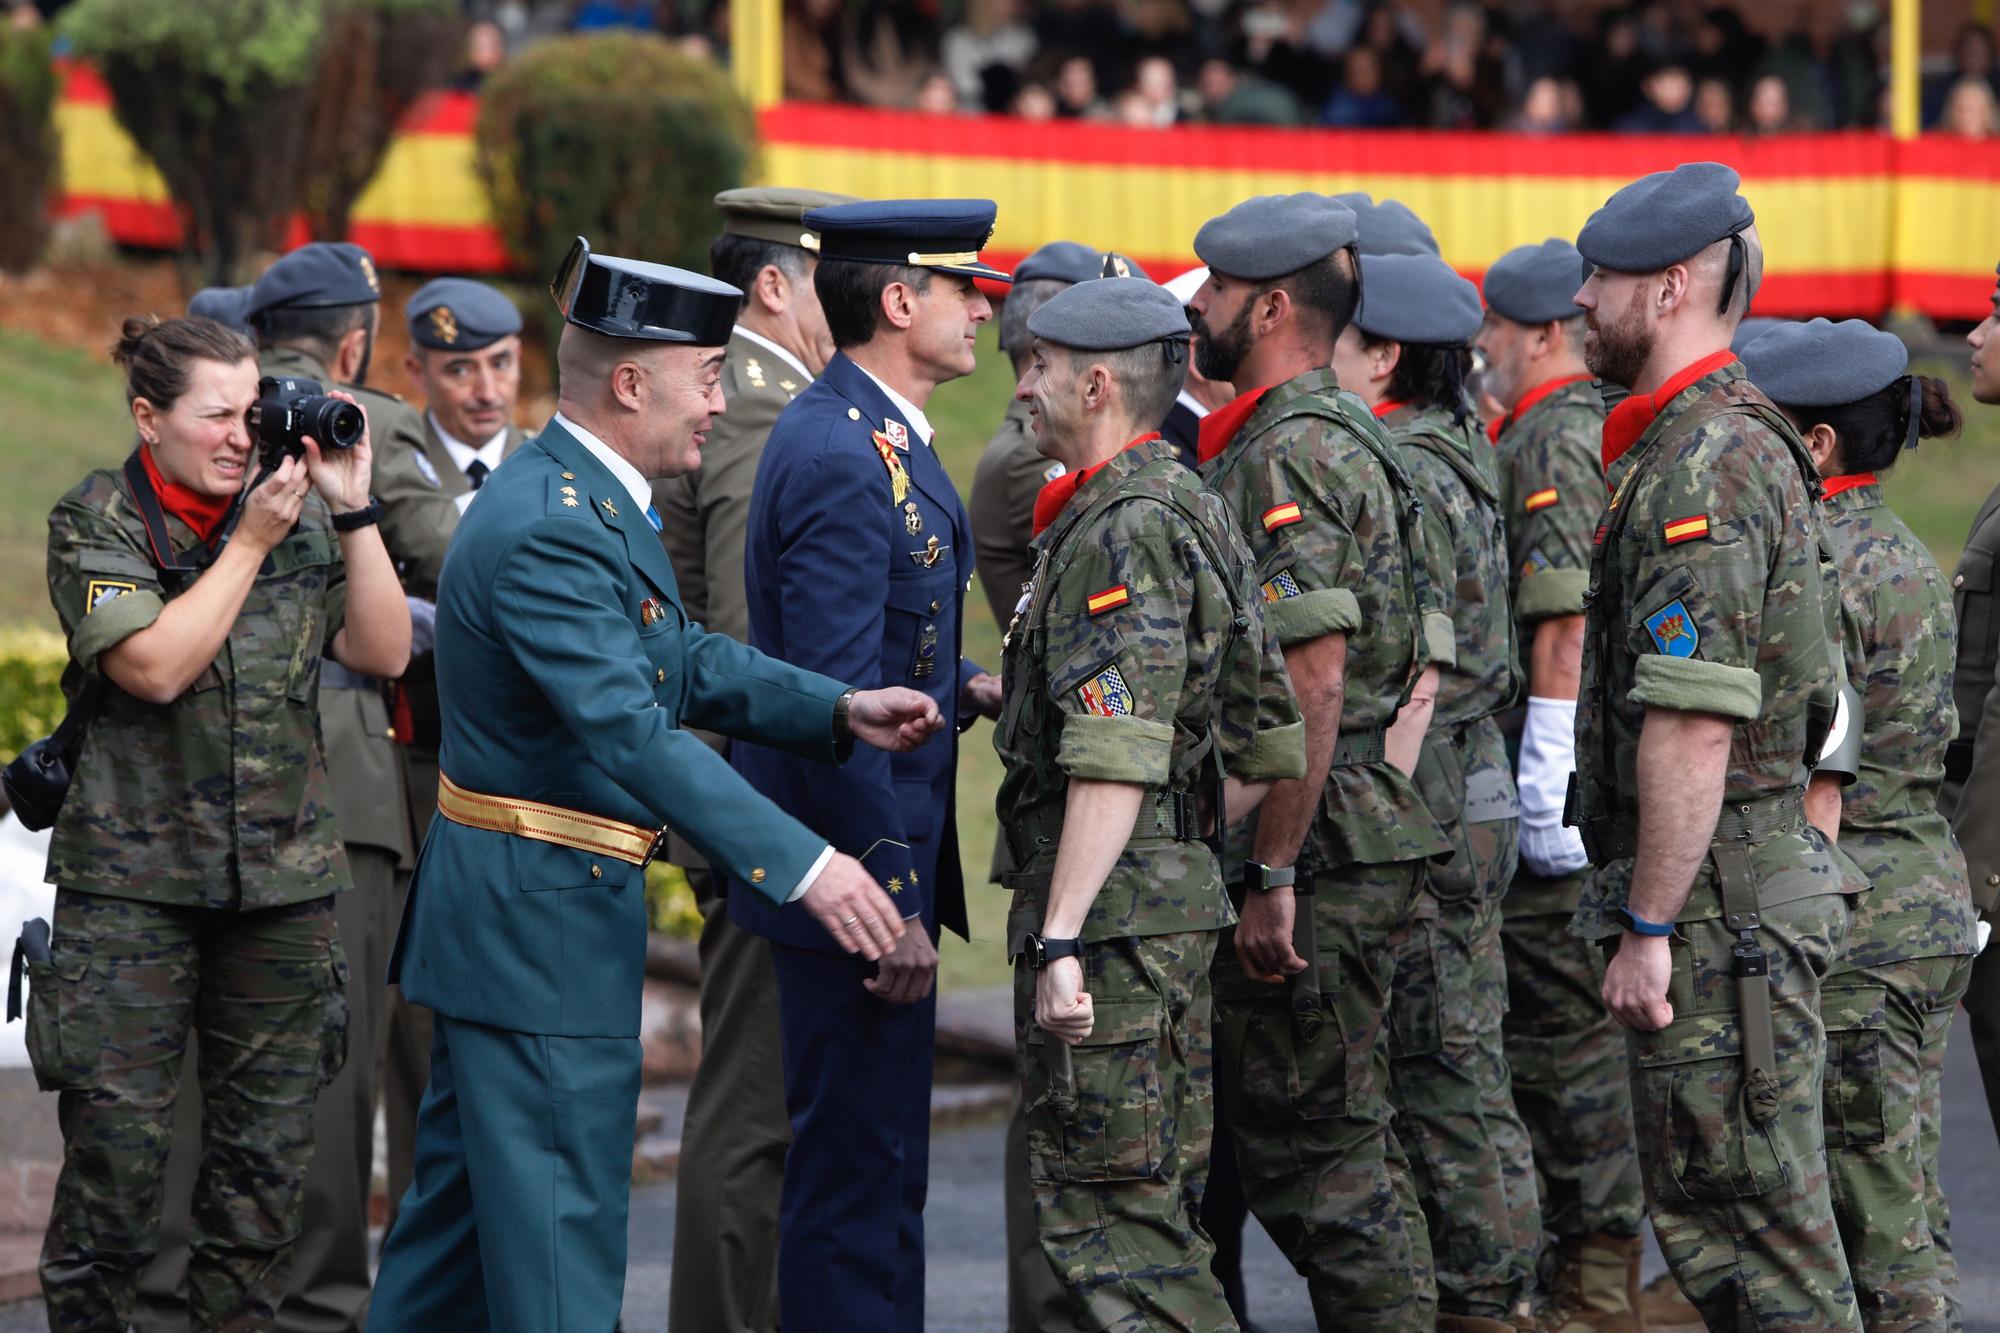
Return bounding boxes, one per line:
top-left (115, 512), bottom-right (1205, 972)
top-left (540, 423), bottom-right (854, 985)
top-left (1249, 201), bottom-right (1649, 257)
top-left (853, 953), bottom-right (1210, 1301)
top-left (1488, 372), bottom-right (1592, 443)
top-left (1600, 349), bottom-right (1738, 471)
top-left (139, 442), bottom-right (233, 544)
top-left (1370, 398), bottom-right (1410, 419)
top-left (1032, 433), bottom-right (1161, 536)
top-left (1819, 471), bottom-right (1878, 500)
top-left (1196, 385), bottom-right (1278, 465)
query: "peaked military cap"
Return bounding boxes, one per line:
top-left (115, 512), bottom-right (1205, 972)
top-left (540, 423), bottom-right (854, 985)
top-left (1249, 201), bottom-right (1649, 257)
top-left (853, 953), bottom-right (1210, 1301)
top-left (805, 198), bottom-right (1012, 282)
top-left (1027, 278), bottom-right (1190, 352)
top-left (1729, 314), bottom-right (1789, 356)
top-left (406, 277), bottom-right (523, 351)
top-left (1333, 192), bottom-right (1440, 258)
top-left (1483, 239), bottom-right (1587, 325)
top-left (550, 235), bottom-right (741, 345)
top-left (1195, 193), bottom-right (1358, 281)
top-left (1355, 253), bottom-right (1483, 345)
top-left (187, 285), bottom-right (254, 335)
top-left (1739, 318), bottom-right (1909, 408)
top-left (246, 242), bottom-right (382, 320)
top-left (715, 186), bottom-right (862, 250)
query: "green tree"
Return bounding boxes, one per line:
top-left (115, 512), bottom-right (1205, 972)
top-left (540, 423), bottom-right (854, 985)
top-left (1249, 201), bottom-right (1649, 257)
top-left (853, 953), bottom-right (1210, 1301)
top-left (61, 0), bottom-right (323, 284)
top-left (475, 32), bottom-right (757, 340)
top-left (0, 23), bottom-right (59, 273)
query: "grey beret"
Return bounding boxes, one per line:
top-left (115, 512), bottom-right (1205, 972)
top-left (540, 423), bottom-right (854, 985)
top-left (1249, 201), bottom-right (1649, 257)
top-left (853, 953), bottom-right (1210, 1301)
top-left (1194, 193), bottom-right (1358, 281)
top-left (406, 277), bottom-right (523, 351)
top-left (1014, 241), bottom-right (1152, 285)
top-left (1728, 315), bottom-right (1789, 356)
top-left (1333, 192), bottom-right (1440, 258)
top-left (1355, 253), bottom-right (1483, 346)
top-left (187, 285), bottom-right (254, 334)
top-left (246, 242), bottom-right (382, 320)
top-left (1483, 239), bottom-right (1586, 325)
top-left (1027, 277), bottom-right (1191, 351)
top-left (1576, 161), bottom-right (1753, 273)
top-left (1738, 317), bottom-right (1908, 408)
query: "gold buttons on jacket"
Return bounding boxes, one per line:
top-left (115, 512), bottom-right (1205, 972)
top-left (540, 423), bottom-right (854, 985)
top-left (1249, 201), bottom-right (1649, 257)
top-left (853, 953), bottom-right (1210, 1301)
top-left (657, 668), bottom-right (666, 682)
top-left (591, 864), bottom-right (603, 879)
top-left (751, 868), bottom-right (767, 884)
top-left (847, 408), bottom-right (861, 420)
top-left (930, 600), bottom-right (941, 613)
top-left (1988, 873), bottom-right (1999, 888)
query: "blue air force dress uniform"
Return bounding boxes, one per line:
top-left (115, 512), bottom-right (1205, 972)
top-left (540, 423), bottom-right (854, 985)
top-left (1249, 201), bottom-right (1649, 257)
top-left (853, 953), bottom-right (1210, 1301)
top-left (368, 239), bottom-right (863, 1333)
top-left (726, 200), bottom-right (1009, 1331)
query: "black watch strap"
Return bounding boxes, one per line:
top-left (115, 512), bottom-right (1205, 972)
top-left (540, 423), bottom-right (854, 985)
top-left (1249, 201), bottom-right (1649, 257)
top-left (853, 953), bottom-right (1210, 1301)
top-left (1026, 932), bottom-right (1083, 969)
top-left (330, 499), bottom-right (381, 532)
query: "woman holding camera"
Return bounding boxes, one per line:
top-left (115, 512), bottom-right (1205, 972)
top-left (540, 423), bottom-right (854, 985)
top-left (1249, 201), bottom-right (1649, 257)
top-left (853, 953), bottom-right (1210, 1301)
top-left (29, 315), bottom-right (409, 1330)
top-left (1740, 318), bottom-right (1979, 1330)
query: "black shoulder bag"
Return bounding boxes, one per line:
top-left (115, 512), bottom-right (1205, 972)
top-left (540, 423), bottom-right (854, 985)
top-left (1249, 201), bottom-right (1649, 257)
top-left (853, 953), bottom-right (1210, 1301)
top-left (2, 453), bottom-right (243, 830)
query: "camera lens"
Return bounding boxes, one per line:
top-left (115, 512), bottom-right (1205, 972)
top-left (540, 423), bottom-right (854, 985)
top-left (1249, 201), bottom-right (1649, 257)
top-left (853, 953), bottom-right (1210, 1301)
top-left (307, 397), bottom-right (365, 450)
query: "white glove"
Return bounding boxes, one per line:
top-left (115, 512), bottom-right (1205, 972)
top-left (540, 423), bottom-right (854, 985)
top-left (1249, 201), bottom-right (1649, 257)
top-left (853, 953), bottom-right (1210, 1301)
top-left (1979, 919), bottom-right (1992, 956)
top-left (406, 596), bottom-right (438, 659)
top-left (1517, 694), bottom-right (1589, 877)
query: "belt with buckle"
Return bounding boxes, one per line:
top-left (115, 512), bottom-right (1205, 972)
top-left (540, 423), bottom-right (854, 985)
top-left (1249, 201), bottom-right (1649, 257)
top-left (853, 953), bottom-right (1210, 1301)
top-left (436, 773), bottom-right (666, 867)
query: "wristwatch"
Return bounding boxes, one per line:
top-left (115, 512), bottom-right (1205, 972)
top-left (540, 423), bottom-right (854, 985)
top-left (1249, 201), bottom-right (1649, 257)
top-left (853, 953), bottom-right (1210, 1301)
top-left (1022, 932), bottom-right (1083, 970)
top-left (329, 498), bottom-right (381, 532)
top-left (1242, 861), bottom-right (1297, 894)
top-left (1618, 906), bottom-right (1675, 938)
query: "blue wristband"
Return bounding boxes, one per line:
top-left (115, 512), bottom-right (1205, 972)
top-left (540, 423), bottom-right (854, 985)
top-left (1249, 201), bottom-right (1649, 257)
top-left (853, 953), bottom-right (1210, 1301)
top-left (1618, 906), bottom-right (1675, 937)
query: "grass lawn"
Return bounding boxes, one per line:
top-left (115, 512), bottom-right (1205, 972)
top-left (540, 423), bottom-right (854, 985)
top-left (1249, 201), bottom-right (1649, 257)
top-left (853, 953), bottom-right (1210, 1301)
top-left (5, 319), bottom-right (1996, 992)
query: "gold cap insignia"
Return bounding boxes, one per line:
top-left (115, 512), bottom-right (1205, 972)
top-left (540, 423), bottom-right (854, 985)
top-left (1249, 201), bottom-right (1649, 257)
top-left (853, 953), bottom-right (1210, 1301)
top-left (359, 254), bottom-right (380, 294)
top-left (561, 485), bottom-right (576, 496)
top-left (430, 305), bottom-right (460, 345)
top-left (602, 498), bottom-right (619, 517)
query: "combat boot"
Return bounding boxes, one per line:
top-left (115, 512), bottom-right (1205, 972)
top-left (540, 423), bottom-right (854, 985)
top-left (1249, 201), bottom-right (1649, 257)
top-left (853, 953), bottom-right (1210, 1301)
top-left (1638, 1271), bottom-right (1704, 1332)
top-left (1540, 1232), bottom-right (1643, 1332)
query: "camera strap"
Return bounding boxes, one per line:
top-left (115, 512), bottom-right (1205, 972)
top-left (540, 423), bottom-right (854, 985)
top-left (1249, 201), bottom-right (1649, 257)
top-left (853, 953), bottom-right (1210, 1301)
top-left (122, 451), bottom-right (250, 590)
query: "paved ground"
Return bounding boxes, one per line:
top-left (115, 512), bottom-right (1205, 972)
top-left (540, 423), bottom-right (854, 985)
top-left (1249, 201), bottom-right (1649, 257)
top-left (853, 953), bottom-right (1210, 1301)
top-left (4, 1012), bottom-right (1998, 1331)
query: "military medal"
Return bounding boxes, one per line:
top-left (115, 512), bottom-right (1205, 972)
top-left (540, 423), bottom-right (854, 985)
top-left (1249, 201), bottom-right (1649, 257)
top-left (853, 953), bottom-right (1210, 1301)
top-left (873, 432), bottom-right (909, 504)
top-left (602, 498), bottom-right (619, 518)
top-left (913, 622), bottom-right (939, 678)
top-left (904, 502), bottom-right (923, 535)
top-left (884, 420), bottom-right (909, 450)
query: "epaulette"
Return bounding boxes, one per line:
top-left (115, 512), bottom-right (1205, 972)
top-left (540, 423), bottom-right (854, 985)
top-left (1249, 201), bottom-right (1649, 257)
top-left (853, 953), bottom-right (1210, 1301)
top-left (548, 471), bottom-right (590, 516)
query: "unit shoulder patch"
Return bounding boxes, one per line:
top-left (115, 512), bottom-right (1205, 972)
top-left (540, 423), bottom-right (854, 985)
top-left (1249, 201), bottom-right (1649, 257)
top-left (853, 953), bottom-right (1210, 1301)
top-left (85, 579), bottom-right (135, 612)
top-left (1261, 570), bottom-right (1304, 602)
top-left (1076, 662), bottom-right (1134, 717)
top-left (1645, 599), bottom-right (1700, 657)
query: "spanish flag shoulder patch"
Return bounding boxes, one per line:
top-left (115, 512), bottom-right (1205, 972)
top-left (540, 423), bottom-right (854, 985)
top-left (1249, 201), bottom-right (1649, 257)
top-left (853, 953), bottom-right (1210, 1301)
top-left (1086, 584), bottom-right (1131, 616)
top-left (1262, 500), bottom-right (1304, 532)
top-left (1662, 514), bottom-right (1711, 546)
top-left (1524, 487), bottom-right (1560, 513)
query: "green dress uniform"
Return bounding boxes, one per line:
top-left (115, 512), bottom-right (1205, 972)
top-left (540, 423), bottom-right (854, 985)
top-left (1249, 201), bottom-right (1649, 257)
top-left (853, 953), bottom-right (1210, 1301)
top-left (1202, 368), bottom-right (1452, 1330)
top-left (1566, 355), bottom-right (1865, 1331)
top-left (652, 324), bottom-right (806, 1333)
top-left (1378, 400), bottom-right (1541, 1323)
top-left (1490, 374), bottom-right (1648, 1260)
top-left (31, 462), bottom-right (352, 1332)
top-left (972, 396), bottom-right (1064, 639)
top-left (1815, 477), bottom-right (1977, 1329)
top-left (996, 430), bottom-right (1304, 1331)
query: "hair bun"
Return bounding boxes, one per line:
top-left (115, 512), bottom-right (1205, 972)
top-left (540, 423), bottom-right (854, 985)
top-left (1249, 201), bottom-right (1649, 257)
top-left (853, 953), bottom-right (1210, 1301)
top-left (111, 314), bottom-right (164, 369)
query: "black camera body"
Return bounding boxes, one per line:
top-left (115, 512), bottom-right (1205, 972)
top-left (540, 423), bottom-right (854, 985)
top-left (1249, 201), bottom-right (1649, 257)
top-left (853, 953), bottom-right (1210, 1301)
top-left (251, 376), bottom-right (363, 469)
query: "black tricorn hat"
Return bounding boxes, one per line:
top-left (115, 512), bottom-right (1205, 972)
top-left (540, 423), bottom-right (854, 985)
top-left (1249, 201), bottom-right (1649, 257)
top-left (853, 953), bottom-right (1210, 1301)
top-left (549, 235), bottom-right (741, 346)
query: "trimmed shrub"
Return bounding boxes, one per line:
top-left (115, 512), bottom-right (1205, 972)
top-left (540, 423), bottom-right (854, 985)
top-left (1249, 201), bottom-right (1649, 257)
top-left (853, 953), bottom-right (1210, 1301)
top-left (474, 32), bottom-right (756, 342)
top-left (0, 627), bottom-right (68, 766)
top-left (0, 24), bottom-right (59, 274)
top-left (299, 0), bottom-right (460, 242)
top-left (61, 0), bottom-right (323, 284)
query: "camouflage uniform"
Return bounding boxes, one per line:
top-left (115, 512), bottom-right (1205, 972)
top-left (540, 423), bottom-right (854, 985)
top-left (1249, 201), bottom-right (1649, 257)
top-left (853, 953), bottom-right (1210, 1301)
top-left (1568, 360), bottom-right (1865, 1331)
top-left (995, 434), bottom-right (1304, 1331)
top-left (1202, 370), bottom-right (1452, 1330)
top-left (29, 464), bottom-right (352, 1331)
top-left (1817, 478), bottom-right (1978, 1330)
top-left (1492, 378), bottom-right (1647, 1250)
top-left (1379, 402), bottom-right (1542, 1321)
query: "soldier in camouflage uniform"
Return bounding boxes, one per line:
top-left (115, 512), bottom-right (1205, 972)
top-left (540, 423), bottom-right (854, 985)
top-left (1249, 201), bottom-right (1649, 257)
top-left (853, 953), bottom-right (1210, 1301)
top-left (27, 315), bottom-right (411, 1330)
top-left (1741, 319), bottom-right (1980, 1331)
top-left (1567, 164), bottom-right (1867, 1331)
top-left (1477, 239), bottom-right (1646, 1329)
top-left (995, 276), bottom-right (1304, 1333)
top-left (1188, 193), bottom-right (1452, 1329)
top-left (1335, 251), bottom-right (1542, 1331)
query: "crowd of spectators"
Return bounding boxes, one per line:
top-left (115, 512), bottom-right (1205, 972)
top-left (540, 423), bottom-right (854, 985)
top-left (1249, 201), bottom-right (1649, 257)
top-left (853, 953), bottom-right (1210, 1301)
top-left (773, 0), bottom-right (2000, 138)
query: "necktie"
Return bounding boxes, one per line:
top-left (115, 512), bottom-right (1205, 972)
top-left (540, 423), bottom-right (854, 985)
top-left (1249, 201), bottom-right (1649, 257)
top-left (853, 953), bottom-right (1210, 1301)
top-left (645, 504), bottom-right (664, 534)
top-left (465, 458), bottom-right (490, 491)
